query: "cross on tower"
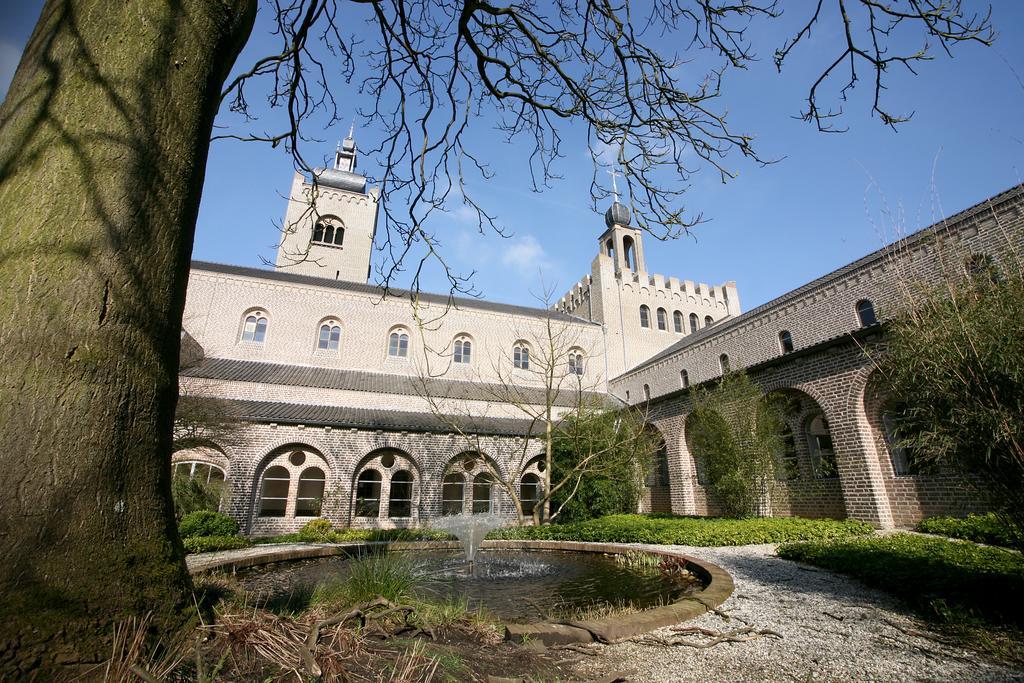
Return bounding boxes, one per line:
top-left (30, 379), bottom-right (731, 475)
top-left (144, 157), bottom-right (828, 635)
top-left (607, 167), bottom-right (620, 202)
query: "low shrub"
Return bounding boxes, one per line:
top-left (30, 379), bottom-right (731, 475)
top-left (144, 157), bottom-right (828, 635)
top-left (916, 513), bottom-right (1020, 550)
top-left (254, 527), bottom-right (454, 545)
top-left (778, 533), bottom-right (1024, 626)
top-left (491, 514), bottom-right (874, 546)
top-left (298, 518), bottom-right (335, 542)
top-left (179, 510), bottom-right (239, 538)
top-left (183, 535), bottom-right (252, 554)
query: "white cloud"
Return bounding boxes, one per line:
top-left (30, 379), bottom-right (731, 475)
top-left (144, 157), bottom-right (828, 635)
top-left (500, 234), bottom-right (555, 277)
top-left (0, 40), bottom-right (22, 102)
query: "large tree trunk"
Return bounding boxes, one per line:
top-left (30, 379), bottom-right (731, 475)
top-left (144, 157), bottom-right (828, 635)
top-left (0, 0), bottom-right (255, 676)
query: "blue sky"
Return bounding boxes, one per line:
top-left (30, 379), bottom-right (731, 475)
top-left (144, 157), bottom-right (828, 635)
top-left (2, 3), bottom-right (1022, 313)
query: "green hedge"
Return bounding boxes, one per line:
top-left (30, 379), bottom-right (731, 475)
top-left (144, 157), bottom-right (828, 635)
top-left (491, 514), bottom-right (874, 546)
top-left (179, 510), bottom-right (239, 538)
top-left (916, 513), bottom-right (1020, 550)
top-left (183, 535), bottom-right (252, 554)
top-left (254, 527), bottom-right (454, 545)
top-left (778, 533), bottom-right (1024, 625)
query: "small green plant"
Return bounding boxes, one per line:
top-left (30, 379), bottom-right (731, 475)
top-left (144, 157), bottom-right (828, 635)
top-left (614, 550), bottom-right (661, 570)
top-left (343, 552), bottom-right (419, 604)
top-left (298, 518), bottom-right (335, 542)
top-left (182, 535), bottom-right (251, 554)
top-left (179, 510), bottom-right (239, 538)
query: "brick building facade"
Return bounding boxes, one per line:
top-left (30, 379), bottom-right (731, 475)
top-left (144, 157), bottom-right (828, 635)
top-left (174, 132), bottom-right (1022, 533)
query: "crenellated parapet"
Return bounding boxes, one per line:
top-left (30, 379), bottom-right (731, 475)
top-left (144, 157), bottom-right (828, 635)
top-left (555, 274), bottom-right (593, 317)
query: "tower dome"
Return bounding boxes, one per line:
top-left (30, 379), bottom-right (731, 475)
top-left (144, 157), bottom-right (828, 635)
top-left (605, 201), bottom-right (631, 228)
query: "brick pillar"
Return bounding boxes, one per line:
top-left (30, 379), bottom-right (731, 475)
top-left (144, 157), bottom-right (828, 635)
top-left (659, 414), bottom-right (698, 515)
top-left (816, 373), bottom-right (895, 528)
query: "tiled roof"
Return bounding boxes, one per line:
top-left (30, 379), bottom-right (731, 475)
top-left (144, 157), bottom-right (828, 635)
top-left (190, 260), bottom-right (598, 325)
top-left (225, 399), bottom-right (539, 435)
top-left (623, 183), bottom-right (1024, 376)
top-left (181, 357), bottom-right (608, 408)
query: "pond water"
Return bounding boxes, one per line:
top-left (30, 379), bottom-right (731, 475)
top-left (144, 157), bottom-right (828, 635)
top-left (239, 549), bottom-right (703, 622)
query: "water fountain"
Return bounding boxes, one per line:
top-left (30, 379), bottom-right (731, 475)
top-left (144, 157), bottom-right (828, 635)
top-left (430, 512), bottom-right (507, 574)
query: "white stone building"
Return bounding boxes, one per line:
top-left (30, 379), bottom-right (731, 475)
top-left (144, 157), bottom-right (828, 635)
top-left (176, 130), bottom-right (1019, 534)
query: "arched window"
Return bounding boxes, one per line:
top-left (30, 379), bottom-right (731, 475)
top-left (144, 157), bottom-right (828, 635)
top-left (806, 415), bottom-right (838, 479)
top-left (639, 305), bottom-right (651, 328)
top-left (513, 342), bottom-right (530, 370)
top-left (643, 384), bottom-right (651, 401)
top-left (454, 336), bottom-right (472, 364)
top-left (441, 473), bottom-right (465, 515)
top-left (680, 369), bottom-right (689, 388)
top-left (388, 470), bottom-right (414, 518)
top-left (856, 299), bottom-right (877, 327)
top-left (355, 470), bottom-right (382, 517)
top-left (656, 308), bottom-right (668, 331)
top-left (388, 329), bottom-right (409, 357)
top-left (605, 238), bottom-right (615, 259)
top-left (673, 310), bottom-right (684, 333)
top-left (472, 473), bottom-right (493, 513)
top-left (520, 473), bottom-right (541, 516)
top-left (704, 315), bottom-right (714, 327)
top-left (719, 353), bottom-right (731, 373)
top-left (313, 218), bottom-right (345, 246)
top-left (258, 466), bottom-right (290, 517)
top-left (689, 313), bottom-right (699, 334)
top-left (296, 467), bottom-right (326, 517)
top-left (778, 330), bottom-right (794, 354)
top-left (317, 321), bottom-right (342, 351)
top-left (776, 426), bottom-right (799, 481)
top-left (241, 311), bottom-right (268, 343)
top-left (568, 350), bottom-right (585, 376)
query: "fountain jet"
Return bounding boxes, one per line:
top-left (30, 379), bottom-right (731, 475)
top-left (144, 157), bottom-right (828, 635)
top-left (431, 513), bottom-right (506, 573)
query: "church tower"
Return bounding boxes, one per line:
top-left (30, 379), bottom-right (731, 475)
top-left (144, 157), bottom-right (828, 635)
top-left (275, 128), bottom-right (380, 282)
top-left (556, 188), bottom-right (741, 378)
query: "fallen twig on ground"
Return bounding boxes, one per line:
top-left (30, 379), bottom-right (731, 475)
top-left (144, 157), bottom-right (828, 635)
top-left (633, 625), bottom-right (783, 649)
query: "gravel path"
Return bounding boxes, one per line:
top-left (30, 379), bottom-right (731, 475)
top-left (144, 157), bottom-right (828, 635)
top-left (571, 544), bottom-right (1023, 683)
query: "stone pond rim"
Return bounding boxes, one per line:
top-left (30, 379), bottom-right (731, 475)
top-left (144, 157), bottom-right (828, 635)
top-left (187, 539), bottom-right (735, 646)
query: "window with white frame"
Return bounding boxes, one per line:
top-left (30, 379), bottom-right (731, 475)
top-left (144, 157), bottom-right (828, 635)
top-left (317, 320), bottom-right (342, 351)
top-left (295, 467), bottom-right (326, 516)
top-left (568, 349), bottom-right (585, 376)
top-left (258, 466), bottom-right (290, 517)
top-left (673, 310), bottom-right (684, 333)
top-left (441, 472), bottom-right (465, 515)
top-left (454, 335), bottom-right (472, 364)
top-left (513, 342), bottom-right (530, 370)
top-left (388, 470), bottom-right (414, 518)
top-left (657, 307), bottom-right (668, 331)
top-left (388, 328), bottom-right (410, 357)
top-left (241, 310), bottom-right (268, 343)
top-left (355, 470), bottom-right (382, 517)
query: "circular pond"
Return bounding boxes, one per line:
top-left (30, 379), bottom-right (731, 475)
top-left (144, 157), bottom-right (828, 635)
top-left (239, 548), bottom-right (704, 622)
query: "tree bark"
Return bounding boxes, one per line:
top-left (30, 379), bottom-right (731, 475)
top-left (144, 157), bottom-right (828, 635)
top-left (0, 0), bottom-right (255, 676)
